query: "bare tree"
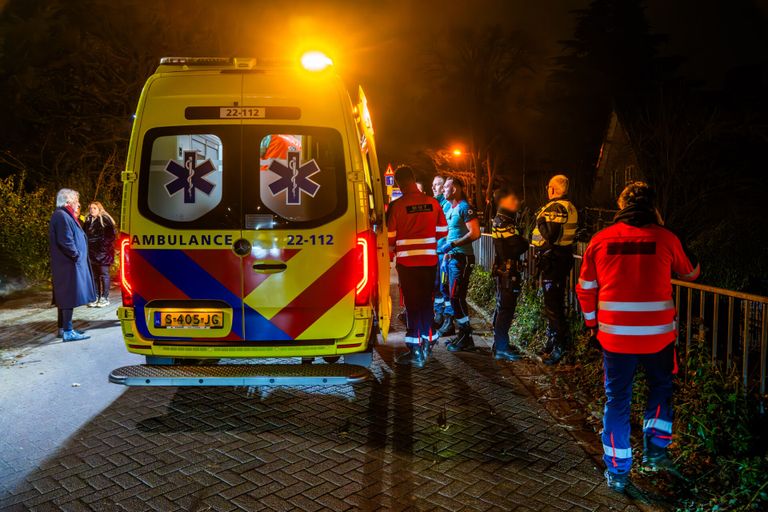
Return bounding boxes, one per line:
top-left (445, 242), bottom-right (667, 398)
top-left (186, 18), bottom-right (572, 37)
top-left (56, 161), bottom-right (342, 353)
top-left (425, 26), bottom-right (535, 210)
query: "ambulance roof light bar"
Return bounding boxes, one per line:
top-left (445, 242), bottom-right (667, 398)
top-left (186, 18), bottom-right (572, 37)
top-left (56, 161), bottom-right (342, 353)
top-left (159, 57), bottom-right (234, 66)
top-left (158, 57), bottom-right (293, 69)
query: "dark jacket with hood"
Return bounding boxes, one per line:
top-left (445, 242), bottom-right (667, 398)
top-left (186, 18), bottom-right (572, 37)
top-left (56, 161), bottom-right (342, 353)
top-left (84, 214), bottom-right (116, 266)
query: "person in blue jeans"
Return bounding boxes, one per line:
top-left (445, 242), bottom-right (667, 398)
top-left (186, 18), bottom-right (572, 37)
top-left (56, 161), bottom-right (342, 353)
top-left (438, 178), bottom-right (480, 352)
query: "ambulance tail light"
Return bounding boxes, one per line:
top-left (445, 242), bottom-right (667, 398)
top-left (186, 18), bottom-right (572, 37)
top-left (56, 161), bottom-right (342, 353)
top-left (355, 231), bottom-right (375, 306)
top-left (120, 236), bottom-right (133, 307)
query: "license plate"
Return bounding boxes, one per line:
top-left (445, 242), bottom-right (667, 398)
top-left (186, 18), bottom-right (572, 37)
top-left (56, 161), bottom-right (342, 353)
top-left (219, 107), bottom-right (265, 119)
top-left (158, 311), bottom-right (224, 329)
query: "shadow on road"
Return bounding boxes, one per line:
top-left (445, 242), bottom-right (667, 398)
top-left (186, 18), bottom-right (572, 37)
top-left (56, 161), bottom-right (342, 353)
top-left (1, 344), bottom-right (591, 511)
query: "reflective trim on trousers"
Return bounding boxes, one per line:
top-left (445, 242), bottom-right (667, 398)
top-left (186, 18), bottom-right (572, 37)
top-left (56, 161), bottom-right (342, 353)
top-left (578, 278), bottom-right (598, 289)
top-left (643, 418), bottom-right (673, 434)
top-left (456, 316), bottom-right (470, 325)
top-left (436, 226), bottom-right (448, 233)
top-left (598, 300), bottom-right (674, 312)
top-left (583, 310), bottom-right (596, 321)
top-left (599, 322), bottom-right (677, 336)
top-left (603, 444), bottom-right (632, 459)
top-left (404, 336), bottom-right (420, 344)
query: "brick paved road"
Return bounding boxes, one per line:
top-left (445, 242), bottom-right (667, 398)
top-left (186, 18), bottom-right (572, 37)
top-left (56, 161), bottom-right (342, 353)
top-left (0, 286), bottom-right (650, 511)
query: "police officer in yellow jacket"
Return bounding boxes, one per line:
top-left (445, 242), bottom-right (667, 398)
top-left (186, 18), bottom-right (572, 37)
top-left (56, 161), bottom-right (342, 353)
top-left (532, 174), bottom-right (578, 365)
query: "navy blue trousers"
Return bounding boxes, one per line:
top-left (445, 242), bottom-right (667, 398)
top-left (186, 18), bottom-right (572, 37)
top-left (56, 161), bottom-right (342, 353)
top-left (602, 342), bottom-right (675, 474)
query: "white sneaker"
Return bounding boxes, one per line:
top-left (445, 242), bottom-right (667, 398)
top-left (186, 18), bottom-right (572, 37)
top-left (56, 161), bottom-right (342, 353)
top-left (97, 297), bottom-right (110, 307)
top-left (87, 300), bottom-right (99, 307)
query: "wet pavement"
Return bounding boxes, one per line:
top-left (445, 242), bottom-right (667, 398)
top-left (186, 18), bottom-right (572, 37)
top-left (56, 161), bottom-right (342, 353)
top-left (0, 287), bottom-right (648, 511)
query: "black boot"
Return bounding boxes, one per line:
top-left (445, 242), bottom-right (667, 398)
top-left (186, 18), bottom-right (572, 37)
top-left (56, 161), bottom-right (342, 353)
top-left (604, 470), bottom-right (629, 493)
top-left (433, 310), bottom-right (444, 331)
top-left (642, 435), bottom-right (676, 471)
top-left (493, 345), bottom-right (522, 362)
top-left (396, 343), bottom-right (426, 368)
top-left (437, 314), bottom-right (455, 339)
top-left (447, 324), bottom-right (475, 352)
top-left (544, 344), bottom-right (564, 365)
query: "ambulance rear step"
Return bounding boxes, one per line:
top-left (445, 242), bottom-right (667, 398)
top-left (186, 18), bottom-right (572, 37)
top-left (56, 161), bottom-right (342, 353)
top-left (109, 363), bottom-right (369, 387)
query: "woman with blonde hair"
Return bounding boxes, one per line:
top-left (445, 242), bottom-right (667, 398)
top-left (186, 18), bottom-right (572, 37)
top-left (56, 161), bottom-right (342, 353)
top-left (83, 201), bottom-right (117, 307)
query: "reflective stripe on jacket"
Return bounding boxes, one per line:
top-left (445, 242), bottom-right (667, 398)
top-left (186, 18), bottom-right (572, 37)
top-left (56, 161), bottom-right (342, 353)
top-left (386, 184), bottom-right (448, 267)
top-left (576, 221), bottom-right (700, 354)
top-left (531, 198), bottom-right (578, 248)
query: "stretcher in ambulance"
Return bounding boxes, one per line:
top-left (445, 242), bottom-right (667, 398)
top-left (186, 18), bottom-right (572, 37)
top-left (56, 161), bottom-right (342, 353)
top-left (110, 55), bottom-right (390, 386)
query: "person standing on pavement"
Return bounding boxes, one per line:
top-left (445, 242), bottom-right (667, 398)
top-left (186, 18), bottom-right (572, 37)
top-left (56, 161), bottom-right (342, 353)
top-left (531, 174), bottom-right (578, 365)
top-left (576, 182), bottom-right (700, 493)
top-left (49, 188), bottom-right (97, 342)
top-left (431, 175), bottom-right (450, 328)
top-left (387, 166), bottom-right (448, 367)
top-left (439, 178), bottom-right (481, 352)
top-left (84, 202), bottom-right (116, 308)
top-left (490, 189), bottom-right (529, 361)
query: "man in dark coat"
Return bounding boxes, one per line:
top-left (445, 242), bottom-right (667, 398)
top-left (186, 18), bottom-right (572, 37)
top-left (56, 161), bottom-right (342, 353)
top-left (49, 188), bottom-right (96, 341)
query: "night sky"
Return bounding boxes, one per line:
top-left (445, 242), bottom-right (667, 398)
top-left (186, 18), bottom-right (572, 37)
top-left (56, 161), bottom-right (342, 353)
top-left (229, 0), bottom-right (768, 166)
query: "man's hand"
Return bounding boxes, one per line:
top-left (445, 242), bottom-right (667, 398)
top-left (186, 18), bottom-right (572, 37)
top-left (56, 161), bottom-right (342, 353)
top-left (587, 328), bottom-right (600, 350)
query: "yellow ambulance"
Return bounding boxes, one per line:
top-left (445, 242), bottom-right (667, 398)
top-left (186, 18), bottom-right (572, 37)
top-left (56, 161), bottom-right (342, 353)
top-left (110, 54), bottom-right (390, 386)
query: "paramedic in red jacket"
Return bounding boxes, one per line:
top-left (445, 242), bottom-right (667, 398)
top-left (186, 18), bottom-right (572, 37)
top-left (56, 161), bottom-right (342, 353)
top-left (576, 182), bottom-right (700, 493)
top-left (387, 166), bottom-right (448, 368)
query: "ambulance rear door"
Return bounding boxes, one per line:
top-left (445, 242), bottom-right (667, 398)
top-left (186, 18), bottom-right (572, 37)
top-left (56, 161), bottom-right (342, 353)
top-left (131, 73), bottom-right (247, 342)
top-left (238, 123), bottom-right (358, 342)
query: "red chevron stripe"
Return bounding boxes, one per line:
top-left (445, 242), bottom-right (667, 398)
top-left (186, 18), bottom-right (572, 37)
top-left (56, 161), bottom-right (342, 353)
top-left (269, 249), bottom-right (357, 339)
top-left (243, 249), bottom-right (301, 297)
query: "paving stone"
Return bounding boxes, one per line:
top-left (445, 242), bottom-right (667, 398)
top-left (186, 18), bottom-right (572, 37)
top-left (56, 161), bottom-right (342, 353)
top-left (0, 295), bottom-right (647, 512)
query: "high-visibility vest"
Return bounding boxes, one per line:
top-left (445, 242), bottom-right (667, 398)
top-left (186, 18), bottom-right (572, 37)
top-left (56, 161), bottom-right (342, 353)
top-left (531, 199), bottom-right (578, 247)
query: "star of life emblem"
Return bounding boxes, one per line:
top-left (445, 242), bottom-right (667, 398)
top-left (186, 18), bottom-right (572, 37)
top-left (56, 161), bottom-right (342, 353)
top-left (164, 150), bottom-right (216, 203)
top-left (268, 151), bottom-right (321, 205)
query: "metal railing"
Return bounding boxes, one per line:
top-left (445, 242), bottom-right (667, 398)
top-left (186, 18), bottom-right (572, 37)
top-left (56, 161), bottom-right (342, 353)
top-left (471, 233), bottom-right (768, 406)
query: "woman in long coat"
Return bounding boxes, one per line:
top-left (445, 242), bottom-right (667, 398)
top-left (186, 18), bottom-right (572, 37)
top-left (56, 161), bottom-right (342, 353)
top-left (49, 188), bottom-right (96, 341)
top-left (83, 201), bottom-right (116, 307)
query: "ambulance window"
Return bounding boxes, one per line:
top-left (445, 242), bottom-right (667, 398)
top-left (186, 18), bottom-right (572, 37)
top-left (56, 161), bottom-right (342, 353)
top-left (138, 126), bottom-right (240, 229)
top-left (246, 128), bottom-right (346, 228)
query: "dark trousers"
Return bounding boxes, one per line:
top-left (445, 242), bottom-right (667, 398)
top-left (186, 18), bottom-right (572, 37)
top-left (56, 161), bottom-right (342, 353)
top-left (602, 343), bottom-right (675, 474)
top-left (539, 249), bottom-right (574, 344)
top-left (493, 274), bottom-right (520, 352)
top-left (396, 264), bottom-right (437, 343)
top-left (446, 254), bottom-right (475, 326)
top-left (57, 308), bottom-right (73, 331)
top-left (92, 263), bottom-right (111, 299)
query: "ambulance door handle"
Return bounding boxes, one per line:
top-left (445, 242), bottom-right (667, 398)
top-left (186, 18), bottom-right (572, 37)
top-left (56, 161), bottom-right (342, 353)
top-left (252, 262), bottom-right (287, 274)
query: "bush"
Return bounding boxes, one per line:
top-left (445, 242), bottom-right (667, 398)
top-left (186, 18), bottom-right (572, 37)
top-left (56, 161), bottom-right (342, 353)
top-left (468, 266), bottom-right (496, 313)
top-left (0, 174), bottom-right (54, 284)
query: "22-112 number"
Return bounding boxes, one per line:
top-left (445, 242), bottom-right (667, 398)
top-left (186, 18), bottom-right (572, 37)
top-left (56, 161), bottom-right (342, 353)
top-left (286, 234), bottom-right (334, 246)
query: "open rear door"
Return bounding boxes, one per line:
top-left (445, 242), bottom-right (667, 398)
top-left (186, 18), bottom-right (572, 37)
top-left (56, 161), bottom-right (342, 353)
top-left (356, 86), bottom-right (391, 340)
